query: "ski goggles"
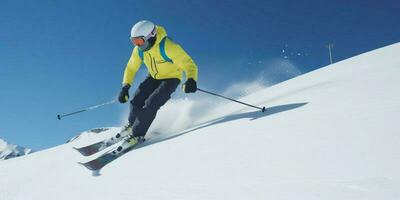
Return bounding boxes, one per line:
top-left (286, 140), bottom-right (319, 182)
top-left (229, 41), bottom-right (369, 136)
top-left (130, 26), bottom-right (157, 47)
top-left (131, 37), bottom-right (145, 46)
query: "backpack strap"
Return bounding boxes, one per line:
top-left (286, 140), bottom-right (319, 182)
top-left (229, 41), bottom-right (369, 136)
top-left (137, 38), bottom-right (173, 63)
top-left (138, 48), bottom-right (144, 61)
top-left (160, 37), bottom-right (173, 63)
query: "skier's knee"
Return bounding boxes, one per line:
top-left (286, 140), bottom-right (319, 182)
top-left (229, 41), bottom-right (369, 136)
top-left (131, 98), bottom-right (144, 109)
top-left (142, 103), bottom-right (158, 112)
top-left (144, 97), bottom-right (167, 111)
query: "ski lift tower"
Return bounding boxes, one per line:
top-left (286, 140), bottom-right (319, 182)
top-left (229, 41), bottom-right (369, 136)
top-left (326, 43), bottom-right (334, 64)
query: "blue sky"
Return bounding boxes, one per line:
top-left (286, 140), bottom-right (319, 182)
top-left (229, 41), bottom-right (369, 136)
top-left (1, 0), bottom-right (399, 150)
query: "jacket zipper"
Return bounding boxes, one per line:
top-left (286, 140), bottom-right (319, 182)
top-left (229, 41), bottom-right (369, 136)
top-left (148, 52), bottom-right (159, 79)
top-left (147, 52), bottom-right (156, 77)
top-left (153, 57), bottom-right (159, 79)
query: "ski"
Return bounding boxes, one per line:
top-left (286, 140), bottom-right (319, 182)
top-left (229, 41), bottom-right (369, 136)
top-left (78, 138), bottom-right (147, 171)
top-left (73, 127), bottom-right (131, 156)
top-left (78, 151), bottom-right (119, 171)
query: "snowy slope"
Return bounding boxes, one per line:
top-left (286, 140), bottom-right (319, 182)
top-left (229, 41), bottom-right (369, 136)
top-left (0, 43), bottom-right (400, 200)
top-left (67, 127), bottom-right (110, 143)
top-left (0, 138), bottom-right (32, 160)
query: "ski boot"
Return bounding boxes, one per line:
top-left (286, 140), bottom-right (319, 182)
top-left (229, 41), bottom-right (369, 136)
top-left (106, 124), bottom-right (133, 144)
top-left (113, 134), bottom-right (145, 155)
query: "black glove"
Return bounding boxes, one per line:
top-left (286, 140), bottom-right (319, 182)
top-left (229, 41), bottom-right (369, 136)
top-left (183, 78), bottom-right (197, 93)
top-left (118, 84), bottom-right (131, 103)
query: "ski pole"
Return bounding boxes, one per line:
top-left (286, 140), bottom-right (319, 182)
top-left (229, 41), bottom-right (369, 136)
top-left (57, 100), bottom-right (117, 120)
top-left (197, 88), bottom-right (266, 112)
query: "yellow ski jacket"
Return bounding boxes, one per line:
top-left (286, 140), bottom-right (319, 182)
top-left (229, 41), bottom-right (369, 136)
top-left (122, 26), bottom-right (198, 86)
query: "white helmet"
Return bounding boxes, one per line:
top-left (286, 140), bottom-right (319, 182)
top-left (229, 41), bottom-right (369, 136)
top-left (131, 20), bottom-right (156, 38)
top-left (130, 20), bottom-right (157, 51)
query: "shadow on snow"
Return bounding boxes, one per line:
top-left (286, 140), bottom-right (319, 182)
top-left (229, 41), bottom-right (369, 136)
top-left (140, 102), bottom-right (308, 148)
top-left (89, 102), bottom-right (308, 175)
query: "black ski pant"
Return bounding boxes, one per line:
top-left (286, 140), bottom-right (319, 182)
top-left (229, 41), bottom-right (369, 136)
top-left (128, 75), bottom-right (180, 137)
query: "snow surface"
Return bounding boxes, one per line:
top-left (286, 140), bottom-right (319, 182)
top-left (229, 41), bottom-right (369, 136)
top-left (0, 138), bottom-right (32, 160)
top-left (67, 127), bottom-right (111, 143)
top-left (1, 43), bottom-right (400, 199)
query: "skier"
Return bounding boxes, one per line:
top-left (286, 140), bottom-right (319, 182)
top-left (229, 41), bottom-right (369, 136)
top-left (117, 20), bottom-right (198, 150)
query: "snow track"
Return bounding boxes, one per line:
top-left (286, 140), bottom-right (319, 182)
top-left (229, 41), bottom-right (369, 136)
top-left (1, 43), bottom-right (399, 200)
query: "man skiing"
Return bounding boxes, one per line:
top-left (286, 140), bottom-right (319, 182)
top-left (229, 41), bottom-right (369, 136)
top-left (117, 20), bottom-right (198, 151)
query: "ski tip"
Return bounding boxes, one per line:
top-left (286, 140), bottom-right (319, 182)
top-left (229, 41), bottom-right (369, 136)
top-left (73, 147), bottom-right (90, 156)
top-left (73, 145), bottom-right (98, 156)
top-left (78, 162), bottom-right (96, 171)
top-left (80, 151), bottom-right (94, 157)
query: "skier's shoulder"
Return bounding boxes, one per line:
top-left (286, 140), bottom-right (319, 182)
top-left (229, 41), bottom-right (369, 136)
top-left (163, 36), bottom-right (183, 52)
top-left (132, 46), bottom-right (140, 53)
top-left (130, 46), bottom-right (143, 60)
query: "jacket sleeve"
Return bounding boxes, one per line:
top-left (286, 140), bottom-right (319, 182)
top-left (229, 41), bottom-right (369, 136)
top-left (166, 39), bottom-right (198, 81)
top-left (122, 47), bottom-right (142, 86)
